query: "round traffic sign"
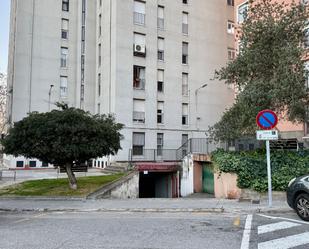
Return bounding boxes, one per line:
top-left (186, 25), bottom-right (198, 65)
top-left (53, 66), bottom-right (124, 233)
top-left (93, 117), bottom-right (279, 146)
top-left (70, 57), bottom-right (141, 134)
top-left (256, 110), bottom-right (278, 130)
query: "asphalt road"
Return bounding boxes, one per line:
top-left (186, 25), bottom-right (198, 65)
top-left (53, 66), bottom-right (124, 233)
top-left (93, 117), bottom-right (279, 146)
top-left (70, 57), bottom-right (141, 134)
top-left (0, 211), bottom-right (245, 249)
top-left (0, 210), bottom-right (308, 249)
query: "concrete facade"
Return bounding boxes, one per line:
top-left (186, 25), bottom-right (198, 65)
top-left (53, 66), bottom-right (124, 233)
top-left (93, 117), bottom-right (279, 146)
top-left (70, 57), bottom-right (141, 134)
top-left (7, 0), bottom-right (235, 167)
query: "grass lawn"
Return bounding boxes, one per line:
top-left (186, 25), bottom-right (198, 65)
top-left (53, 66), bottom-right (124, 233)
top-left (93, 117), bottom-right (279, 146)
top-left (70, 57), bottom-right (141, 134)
top-left (0, 173), bottom-right (125, 197)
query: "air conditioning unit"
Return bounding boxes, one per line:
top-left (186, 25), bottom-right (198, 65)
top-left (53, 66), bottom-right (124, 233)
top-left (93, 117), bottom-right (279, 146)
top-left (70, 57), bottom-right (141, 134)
top-left (134, 44), bottom-right (146, 54)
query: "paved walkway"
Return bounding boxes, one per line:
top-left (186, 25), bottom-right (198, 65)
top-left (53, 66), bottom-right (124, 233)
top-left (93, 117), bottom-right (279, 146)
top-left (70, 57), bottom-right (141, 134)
top-left (0, 197), bottom-right (291, 214)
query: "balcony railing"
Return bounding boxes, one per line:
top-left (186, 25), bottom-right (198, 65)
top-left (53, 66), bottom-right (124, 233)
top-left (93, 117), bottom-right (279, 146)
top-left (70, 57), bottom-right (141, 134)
top-left (129, 138), bottom-right (226, 162)
top-left (157, 18), bottom-right (164, 29)
top-left (133, 79), bottom-right (145, 90)
top-left (182, 23), bottom-right (188, 34)
top-left (133, 111), bottom-right (145, 123)
top-left (134, 12), bottom-right (145, 25)
top-left (129, 149), bottom-right (178, 162)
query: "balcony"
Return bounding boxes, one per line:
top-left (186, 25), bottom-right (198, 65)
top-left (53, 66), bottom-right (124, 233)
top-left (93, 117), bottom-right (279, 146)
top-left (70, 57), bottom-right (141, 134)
top-left (182, 23), bottom-right (188, 35)
top-left (129, 138), bottom-right (224, 163)
top-left (133, 79), bottom-right (145, 90)
top-left (133, 111), bottom-right (145, 123)
top-left (134, 12), bottom-right (145, 25)
top-left (129, 149), bottom-right (178, 162)
top-left (157, 18), bottom-right (164, 29)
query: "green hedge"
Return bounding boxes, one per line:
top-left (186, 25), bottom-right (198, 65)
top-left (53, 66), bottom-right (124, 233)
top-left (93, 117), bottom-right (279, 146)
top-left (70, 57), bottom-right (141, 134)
top-left (211, 149), bottom-right (309, 192)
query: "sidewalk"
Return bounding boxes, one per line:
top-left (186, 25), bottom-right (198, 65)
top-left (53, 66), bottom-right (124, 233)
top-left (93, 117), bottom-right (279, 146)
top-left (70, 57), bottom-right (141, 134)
top-left (0, 197), bottom-right (292, 214)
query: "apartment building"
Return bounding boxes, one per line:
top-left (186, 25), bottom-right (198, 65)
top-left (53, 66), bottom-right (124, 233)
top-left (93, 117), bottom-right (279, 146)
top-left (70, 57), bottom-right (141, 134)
top-left (6, 0), bottom-right (235, 168)
top-left (234, 0), bottom-right (308, 146)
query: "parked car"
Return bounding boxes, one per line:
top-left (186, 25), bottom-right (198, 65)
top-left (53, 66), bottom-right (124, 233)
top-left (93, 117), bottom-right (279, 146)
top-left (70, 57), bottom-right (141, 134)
top-left (287, 175), bottom-right (309, 221)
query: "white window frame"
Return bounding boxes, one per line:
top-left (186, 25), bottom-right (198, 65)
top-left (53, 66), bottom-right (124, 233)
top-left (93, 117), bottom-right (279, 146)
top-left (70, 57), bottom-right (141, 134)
top-left (237, 1), bottom-right (248, 24)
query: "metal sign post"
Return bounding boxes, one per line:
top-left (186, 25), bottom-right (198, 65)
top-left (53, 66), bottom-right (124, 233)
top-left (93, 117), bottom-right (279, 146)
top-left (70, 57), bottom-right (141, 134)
top-left (256, 110), bottom-right (278, 208)
top-left (266, 140), bottom-right (272, 207)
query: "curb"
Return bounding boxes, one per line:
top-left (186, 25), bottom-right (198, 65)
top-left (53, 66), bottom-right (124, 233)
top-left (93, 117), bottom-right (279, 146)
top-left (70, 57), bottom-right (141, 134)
top-left (0, 207), bottom-right (225, 213)
top-left (0, 206), bottom-right (293, 214)
top-left (0, 197), bottom-right (85, 201)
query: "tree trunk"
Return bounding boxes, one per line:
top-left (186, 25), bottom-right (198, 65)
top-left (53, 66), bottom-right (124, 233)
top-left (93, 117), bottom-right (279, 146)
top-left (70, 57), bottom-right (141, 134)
top-left (65, 163), bottom-right (77, 189)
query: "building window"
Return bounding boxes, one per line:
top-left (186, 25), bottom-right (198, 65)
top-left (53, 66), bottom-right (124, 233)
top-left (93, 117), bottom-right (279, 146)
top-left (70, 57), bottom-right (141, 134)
top-left (98, 14), bottom-right (102, 37)
top-left (182, 12), bottom-right (188, 35)
top-left (157, 6), bottom-right (164, 29)
top-left (158, 37), bottom-right (165, 61)
top-left (98, 73), bottom-right (101, 96)
top-left (61, 47), bottom-right (68, 68)
top-left (62, 0), bottom-right (69, 11)
top-left (228, 48), bottom-right (236, 60)
top-left (227, 21), bottom-right (234, 34)
top-left (134, 1), bottom-right (145, 25)
top-left (157, 101), bottom-right (164, 124)
top-left (157, 70), bottom-right (164, 92)
top-left (157, 133), bottom-right (164, 156)
top-left (182, 103), bottom-right (188, 125)
top-left (238, 2), bottom-right (248, 24)
top-left (61, 19), bottom-right (69, 39)
top-left (183, 0), bottom-right (188, 4)
top-left (29, 161), bottom-right (37, 168)
top-left (132, 132), bottom-right (145, 156)
top-left (133, 99), bottom-right (145, 123)
top-left (227, 0), bottom-right (234, 6)
top-left (16, 161), bottom-right (24, 168)
top-left (98, 43), bottom-right (101, 66)
top-left (182, 42), bottom-right (188, 64)
top-left (134, 33), bottom-right (146, 57)
top-left (42, 162), bottom-right (48, 167)
top-left (182, 73), bottom-right (188, 96)
top-left (60, 76), bottom-right (68, 98)
top-left (97, 103), bottom-right (100, 114)
top-left (133, 66), bottom-right (145, 90)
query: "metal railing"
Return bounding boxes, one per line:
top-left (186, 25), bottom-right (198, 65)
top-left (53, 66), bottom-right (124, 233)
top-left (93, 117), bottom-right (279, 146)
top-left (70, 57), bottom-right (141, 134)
top-left (133, 79), bottom-right (145, 90)
top-left (182, 23), bottom-right (188, 34)
top-left (157, 18), bottom-right (164, 29)
top-left (129, 149), bottom-right (177, 162)
top-left (134, 12), bottom-right (145, 25)
top-left (133, 111), bottom-right (145, 123)
top-left (129, 138), bottom-right (225, 163)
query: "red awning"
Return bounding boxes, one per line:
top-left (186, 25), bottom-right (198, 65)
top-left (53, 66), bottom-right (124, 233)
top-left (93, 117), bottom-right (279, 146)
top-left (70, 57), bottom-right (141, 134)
top-left (136, 162), bottom-right (179, 172)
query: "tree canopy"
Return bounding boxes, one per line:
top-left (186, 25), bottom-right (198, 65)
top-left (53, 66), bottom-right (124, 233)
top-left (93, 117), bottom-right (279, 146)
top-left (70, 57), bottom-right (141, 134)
top-left (1, 104), bottom-right (123, 189)
top-left (210, 0), bottom-right (309, 141)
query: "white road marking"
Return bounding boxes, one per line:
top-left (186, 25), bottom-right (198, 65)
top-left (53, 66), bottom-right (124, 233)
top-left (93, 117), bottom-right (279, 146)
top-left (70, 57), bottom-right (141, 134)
top-left (257, 214), bottom-right (309, 225)
top-left (258, 232), bottom-right (309, 249)
top-left (258, 221), bottom-right (300, 234)
top-left (240, 214), bottom-right (252, 249)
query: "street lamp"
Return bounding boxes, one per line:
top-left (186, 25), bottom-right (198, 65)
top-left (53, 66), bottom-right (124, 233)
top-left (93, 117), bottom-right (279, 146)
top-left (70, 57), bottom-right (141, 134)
top-left (48, 84), bottom-right (54, 111)
top-left (194, 83), bottom-right (208, 129)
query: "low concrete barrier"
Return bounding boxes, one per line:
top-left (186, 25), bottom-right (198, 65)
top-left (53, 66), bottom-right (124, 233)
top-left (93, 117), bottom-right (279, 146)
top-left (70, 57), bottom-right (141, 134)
top-left (87, 171), bottom-right (139, 199)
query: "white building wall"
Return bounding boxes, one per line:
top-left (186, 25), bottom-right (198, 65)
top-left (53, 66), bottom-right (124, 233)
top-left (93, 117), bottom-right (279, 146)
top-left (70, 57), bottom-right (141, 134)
top-left (96, 0), bottom-right (235, 161)
top-left (7, 0), bottom-right (235, 167)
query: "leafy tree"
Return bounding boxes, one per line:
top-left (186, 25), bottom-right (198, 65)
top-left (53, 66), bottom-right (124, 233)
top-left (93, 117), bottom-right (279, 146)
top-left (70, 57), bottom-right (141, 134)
top-left (211, 0), bottom-right (309, 140)
top-left (1, 104), bottom-right (123, 189)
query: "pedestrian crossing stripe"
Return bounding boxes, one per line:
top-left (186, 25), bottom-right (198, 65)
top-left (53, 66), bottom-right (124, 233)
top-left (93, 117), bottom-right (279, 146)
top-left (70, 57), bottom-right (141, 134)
top-left (258, 232), bottom-right (309, 249)
top-left (258, 221), bottom-right (300, 234)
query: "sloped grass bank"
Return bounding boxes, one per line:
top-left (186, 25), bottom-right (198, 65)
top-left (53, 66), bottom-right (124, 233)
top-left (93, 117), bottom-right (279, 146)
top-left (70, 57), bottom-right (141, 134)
top-left (212, 149), bottom-right (309, 192)
top-left (0, 173), bottom-right (124, 197)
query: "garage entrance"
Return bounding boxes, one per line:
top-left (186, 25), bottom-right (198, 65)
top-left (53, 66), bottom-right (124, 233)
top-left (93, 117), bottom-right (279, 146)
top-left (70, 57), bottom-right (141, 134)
top-left (136, 162), bottom-right (180, 198)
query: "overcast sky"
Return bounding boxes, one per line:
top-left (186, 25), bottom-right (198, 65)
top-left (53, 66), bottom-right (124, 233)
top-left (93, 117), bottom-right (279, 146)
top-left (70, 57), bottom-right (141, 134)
top-left (0, 0), bottom-right (10, 73)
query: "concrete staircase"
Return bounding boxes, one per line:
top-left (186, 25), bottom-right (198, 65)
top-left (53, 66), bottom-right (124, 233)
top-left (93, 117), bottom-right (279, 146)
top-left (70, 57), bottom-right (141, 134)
top-left (101, 163), bottom-right (130, 174)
